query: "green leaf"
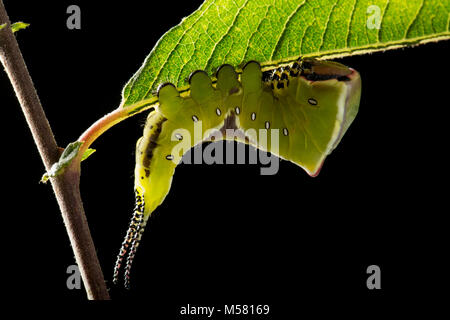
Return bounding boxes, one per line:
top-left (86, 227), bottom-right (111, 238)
top-left (11, 22), bottom-right (30, 33)
top-left (121, 0), bottom-right (449, 108)
top-left (0, 22), bottom-right (30, 33)
top-left (40, 142), bottom-right (83, 183)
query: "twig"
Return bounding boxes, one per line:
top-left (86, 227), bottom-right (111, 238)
top-left (0, 1), bottom-right (110, 300)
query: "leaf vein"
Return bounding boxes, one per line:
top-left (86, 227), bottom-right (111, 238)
top-left (270, 0), bottom-right (307, 60)
top-left (346, 0), bottom-right (358, 48)
top-left (204, 0), bottom-right (250, 71)
top-left (404, 0), bottom-right (424, 39)
top-left (319, 0), bottom-right (339, 51)
top-left (377, 0), bottom-right (390, 42)
top-left (242, 3), bottom-right (272, 61)
top-left (142, 0), bottom-right (217, 100)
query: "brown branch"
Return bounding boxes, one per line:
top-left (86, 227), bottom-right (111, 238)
top-left (0, 1), bottom-right (110, 300)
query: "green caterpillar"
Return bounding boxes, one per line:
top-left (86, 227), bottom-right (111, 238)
top-left (113, 57), bottom-right (361, 288)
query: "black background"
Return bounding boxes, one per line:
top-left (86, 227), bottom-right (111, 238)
top-left (1, 0), bottom-right (448, 312)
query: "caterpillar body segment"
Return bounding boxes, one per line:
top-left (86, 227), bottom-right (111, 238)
top-left (113, 57), bottom-right (362, 287)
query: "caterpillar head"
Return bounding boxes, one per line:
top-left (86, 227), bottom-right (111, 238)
top-left (294, 58), bottom-right (361, 175)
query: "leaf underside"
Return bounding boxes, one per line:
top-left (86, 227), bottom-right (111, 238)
top-left (121, 0), bottom-right (449, 108)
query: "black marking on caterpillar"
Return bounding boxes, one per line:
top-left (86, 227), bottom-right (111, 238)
top-left (142, 117), bottom-right (167, 168)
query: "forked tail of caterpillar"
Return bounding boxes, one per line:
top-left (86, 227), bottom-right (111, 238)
top-left (113, 189), bottom-right (146, 289)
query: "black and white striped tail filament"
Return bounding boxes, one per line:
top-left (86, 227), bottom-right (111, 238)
top-left (113, 190), bottom-right (146, 289)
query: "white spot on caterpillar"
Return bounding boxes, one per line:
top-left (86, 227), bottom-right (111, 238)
top-left (251, 112), bottom-right (256, 121)
top-left (265, 121), bottom-right (270, 129)
top-left (235, 106), bottom-right (240, 115)
top-left (283, 128), bottom-right (289, 136)
top-left (216, 108), bottom-right (221, 116)
top-left (192, 115), bottom-right (199, 122)
top-left (308, 98), bottom-right (318, 106)
top-left (166, 155), bottom-right (174, 160)
top-left (174, 133), bottom-right (183, 141)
